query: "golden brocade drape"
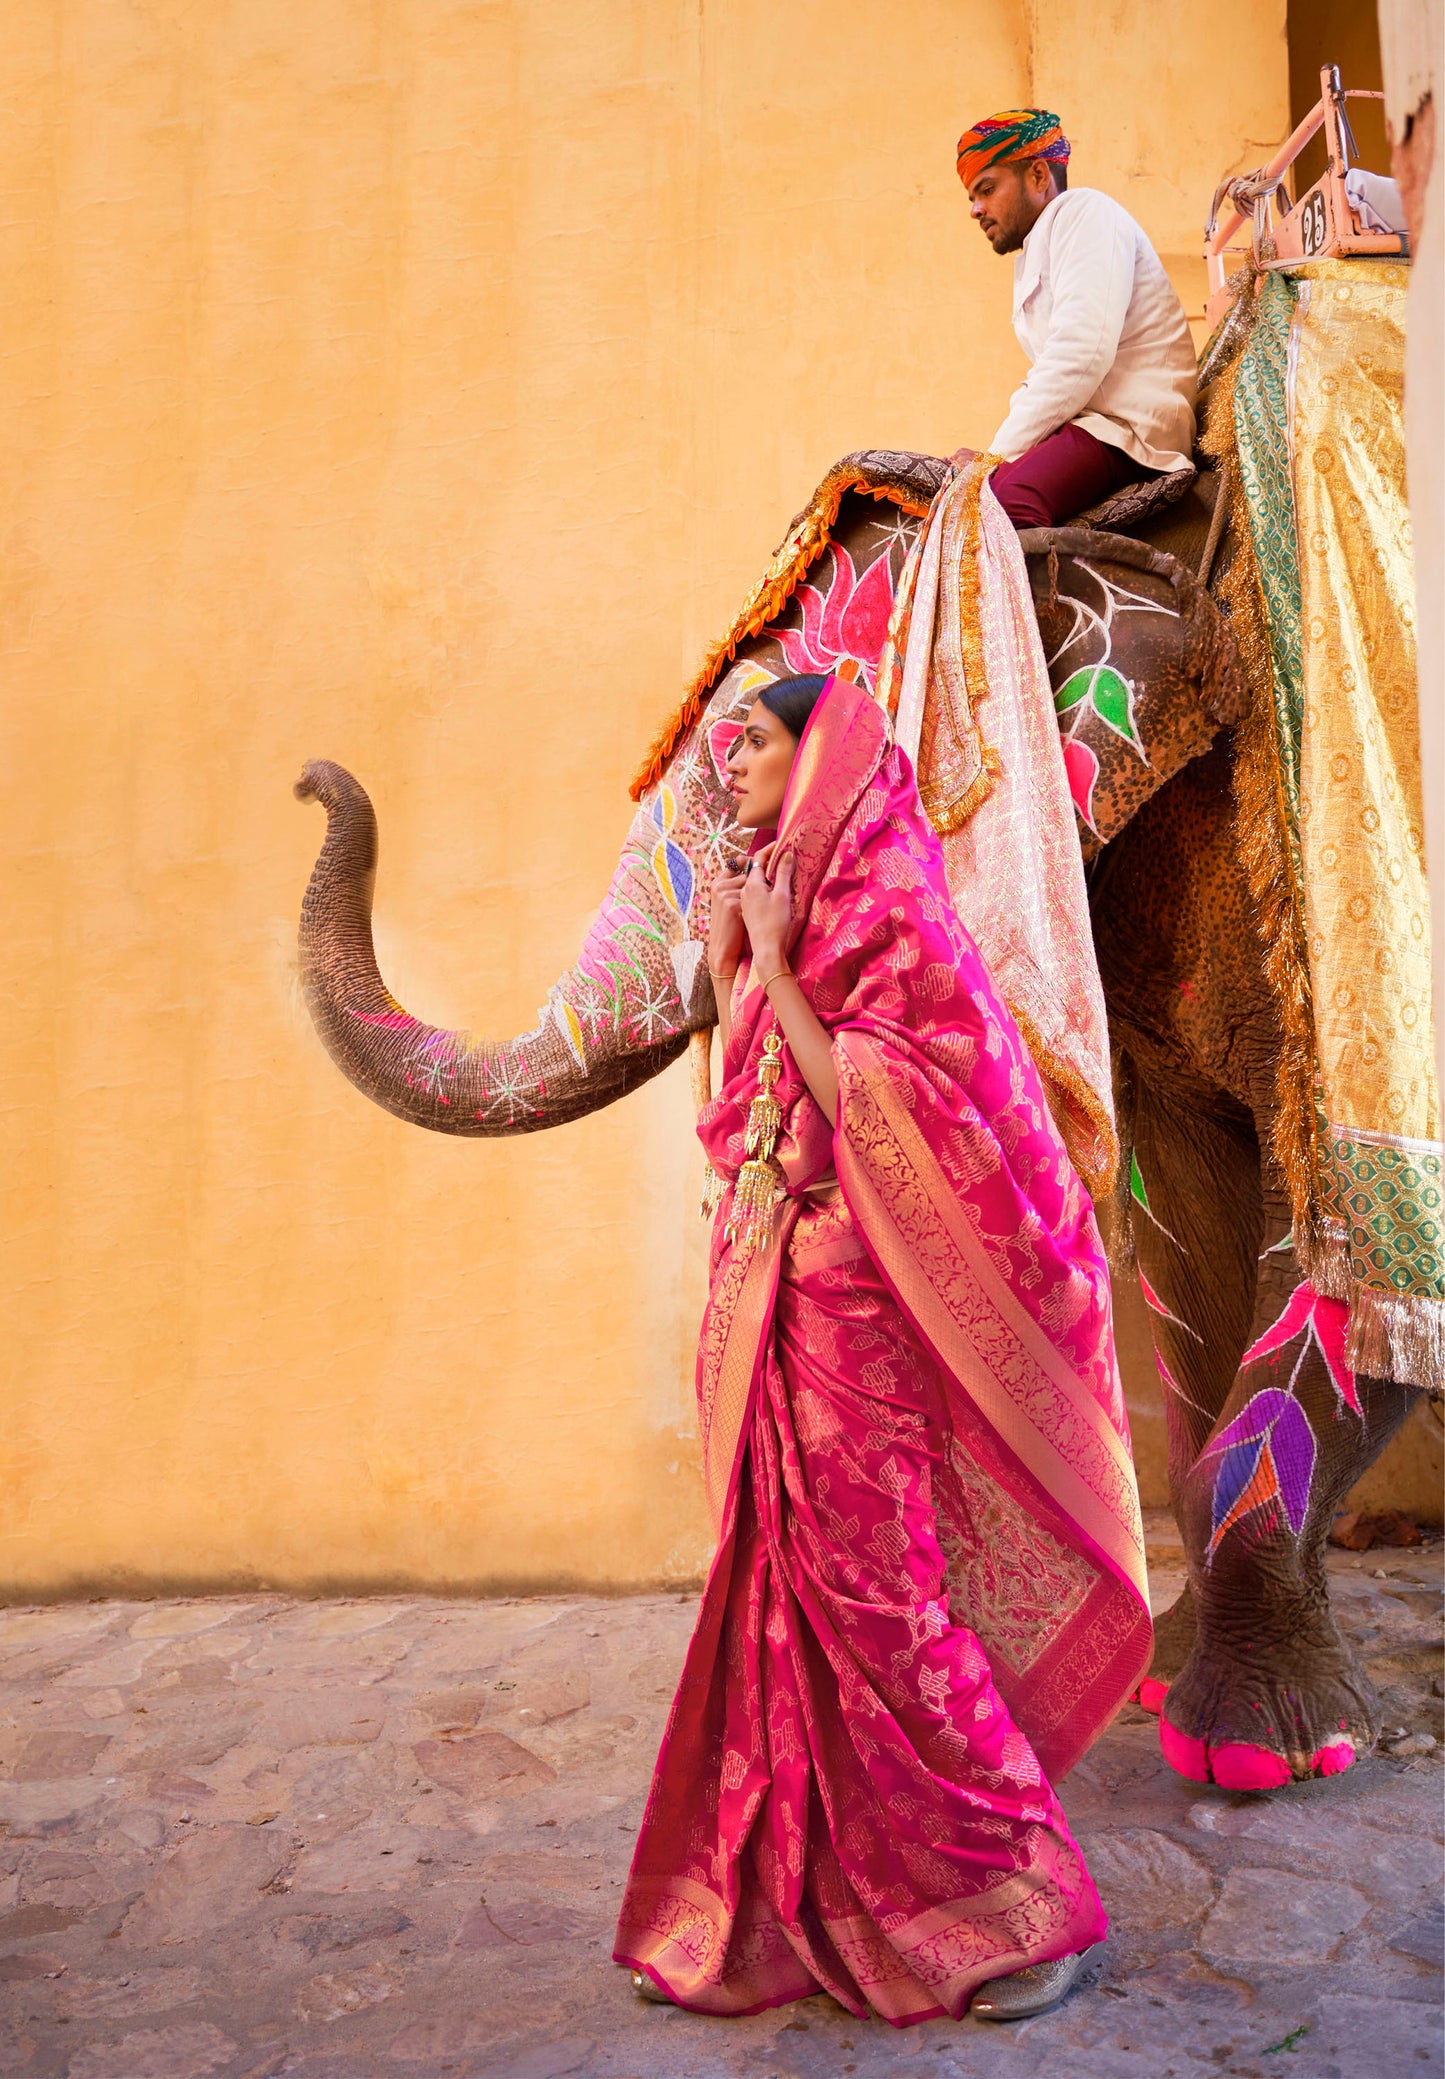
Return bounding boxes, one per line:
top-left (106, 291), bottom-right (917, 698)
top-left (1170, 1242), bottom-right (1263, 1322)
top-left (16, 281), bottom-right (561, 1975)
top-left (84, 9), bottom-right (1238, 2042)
top-left (1288, 262), bottom-right (1443, 1379)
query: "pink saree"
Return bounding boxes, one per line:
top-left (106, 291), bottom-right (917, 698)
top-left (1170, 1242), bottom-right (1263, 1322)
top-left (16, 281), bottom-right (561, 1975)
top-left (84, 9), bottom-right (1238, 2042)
top-left (614, 675), bottom-right (1150, 2023)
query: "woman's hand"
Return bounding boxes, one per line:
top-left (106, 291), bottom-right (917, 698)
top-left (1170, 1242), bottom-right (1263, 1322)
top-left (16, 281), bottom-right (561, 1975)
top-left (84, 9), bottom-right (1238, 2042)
top-left (740, 846), bottom-right (793, 973)
top-left (708, 860), bottom-right (747, 981)
top-left (740, 845), bottom-right (835, 1125)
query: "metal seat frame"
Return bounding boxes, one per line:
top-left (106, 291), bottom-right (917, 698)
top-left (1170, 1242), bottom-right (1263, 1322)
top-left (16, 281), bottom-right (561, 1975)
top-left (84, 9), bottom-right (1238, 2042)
top-left (1204, 62), bottom-right (1408, 330)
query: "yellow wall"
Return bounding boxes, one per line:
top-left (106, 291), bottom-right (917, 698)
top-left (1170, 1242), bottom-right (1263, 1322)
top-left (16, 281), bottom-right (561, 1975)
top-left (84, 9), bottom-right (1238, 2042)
top-left (4, 2), bottom-right (1312, 1598)
top-left (1288, 0), bottom-right (1390, 194)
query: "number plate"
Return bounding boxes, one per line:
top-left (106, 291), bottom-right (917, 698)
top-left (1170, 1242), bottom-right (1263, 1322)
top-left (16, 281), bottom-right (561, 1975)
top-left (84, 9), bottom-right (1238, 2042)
top-left (1300, 188), bottom-right (1328, 256)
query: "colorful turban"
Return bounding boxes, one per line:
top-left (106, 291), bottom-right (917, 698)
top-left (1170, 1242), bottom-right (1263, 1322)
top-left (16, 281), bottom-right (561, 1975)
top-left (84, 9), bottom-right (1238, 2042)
top-left (956, 108), bottom-right (1070, 191)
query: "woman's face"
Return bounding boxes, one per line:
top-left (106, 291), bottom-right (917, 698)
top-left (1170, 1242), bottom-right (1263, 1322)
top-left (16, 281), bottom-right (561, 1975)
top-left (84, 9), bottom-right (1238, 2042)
top-left (726, 701), bottom-right (798, 830)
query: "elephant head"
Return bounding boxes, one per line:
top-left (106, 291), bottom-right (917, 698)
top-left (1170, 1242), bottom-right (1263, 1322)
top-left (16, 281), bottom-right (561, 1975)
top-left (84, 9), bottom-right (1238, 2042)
top-left (295, 451), bottom-right (1244, 1135)
top-left (294, 455), bottom-right (938, 1134)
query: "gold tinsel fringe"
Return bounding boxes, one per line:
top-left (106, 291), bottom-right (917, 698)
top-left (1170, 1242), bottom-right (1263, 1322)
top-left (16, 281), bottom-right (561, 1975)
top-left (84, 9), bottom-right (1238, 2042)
top-left (1198, 318), bottom-right (1325, 1251)
top-left (1292, 1219), bottom-right (1351, 1301)
top-left (1291, 1219), bottom-right (1445, 1392)
top-left (1010, 999), bottom-right (1120, 1202)
top-left (1343, 1284), bottom-right (1445, 1395)
top-left (922, 748), bottom-right (1001, 837)
top-left (628, 465), bottom-right (932, 802)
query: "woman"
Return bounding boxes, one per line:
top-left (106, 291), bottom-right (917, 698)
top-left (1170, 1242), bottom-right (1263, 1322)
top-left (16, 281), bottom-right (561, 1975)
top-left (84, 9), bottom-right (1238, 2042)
top-left (614, 670), bottom-right (1150, 2024)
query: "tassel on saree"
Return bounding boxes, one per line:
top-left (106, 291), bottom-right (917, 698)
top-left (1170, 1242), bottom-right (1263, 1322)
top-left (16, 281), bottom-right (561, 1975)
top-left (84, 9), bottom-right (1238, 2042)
top-left (724, 1032), bottom-right (787, 1253)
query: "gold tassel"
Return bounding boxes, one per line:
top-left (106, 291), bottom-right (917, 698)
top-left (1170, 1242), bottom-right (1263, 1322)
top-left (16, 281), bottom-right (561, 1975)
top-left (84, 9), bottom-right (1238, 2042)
top-left (724, 1033), bottom-right (787, 1252)
top-left (699, 1164), bottom-right (725, 1222)
top-left (726, 1157), bottom-right (786, 1254)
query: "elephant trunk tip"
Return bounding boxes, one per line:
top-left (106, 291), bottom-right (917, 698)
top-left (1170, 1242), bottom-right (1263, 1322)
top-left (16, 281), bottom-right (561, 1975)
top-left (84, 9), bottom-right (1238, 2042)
top-left (294, 758), bottom-right (372, 819)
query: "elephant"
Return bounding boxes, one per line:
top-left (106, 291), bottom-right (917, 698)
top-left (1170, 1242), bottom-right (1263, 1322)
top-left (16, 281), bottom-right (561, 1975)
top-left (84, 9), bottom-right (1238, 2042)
top-left (295, 443), bottom-right (1424, 1792)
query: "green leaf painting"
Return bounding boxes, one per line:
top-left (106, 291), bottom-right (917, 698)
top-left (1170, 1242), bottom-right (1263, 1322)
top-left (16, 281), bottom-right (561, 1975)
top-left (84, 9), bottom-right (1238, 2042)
top-left (1053, 665), bottom-right (1146, 759)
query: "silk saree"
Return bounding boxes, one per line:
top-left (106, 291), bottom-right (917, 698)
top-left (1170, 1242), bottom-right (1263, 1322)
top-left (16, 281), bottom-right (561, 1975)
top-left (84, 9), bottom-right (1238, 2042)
top-left (614, 675), bottom-right (1150, 2023)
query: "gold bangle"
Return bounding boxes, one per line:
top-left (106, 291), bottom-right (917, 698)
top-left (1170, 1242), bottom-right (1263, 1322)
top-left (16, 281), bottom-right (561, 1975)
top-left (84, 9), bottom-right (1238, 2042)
top-left (758, 968), bottom-right (792, 994)
top-left (708, 967), bottom-right (737, 983)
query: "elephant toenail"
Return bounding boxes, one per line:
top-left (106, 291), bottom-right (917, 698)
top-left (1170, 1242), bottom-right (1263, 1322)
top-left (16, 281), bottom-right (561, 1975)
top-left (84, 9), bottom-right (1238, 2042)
top-left (1208, 1743), bottom-right (1292, 1790)
top-left (1159, 1720), bottom-right (1211, 1782)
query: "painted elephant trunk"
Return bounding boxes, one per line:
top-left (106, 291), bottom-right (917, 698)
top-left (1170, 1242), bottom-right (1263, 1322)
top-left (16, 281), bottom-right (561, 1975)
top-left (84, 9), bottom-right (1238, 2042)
top-left (295, 757), bottom-right (695, 1134)
top-left (293, 452), bottom-right (1251, 1143)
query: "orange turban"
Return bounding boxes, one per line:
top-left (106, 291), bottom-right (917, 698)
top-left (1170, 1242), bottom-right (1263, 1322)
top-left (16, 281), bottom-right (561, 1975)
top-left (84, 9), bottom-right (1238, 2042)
top-left (956, 108), bottom-right (1070, 191)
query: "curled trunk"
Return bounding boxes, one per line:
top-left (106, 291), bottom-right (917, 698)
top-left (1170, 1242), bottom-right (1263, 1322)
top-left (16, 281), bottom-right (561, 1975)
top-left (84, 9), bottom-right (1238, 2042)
top-left (294, 467), bottom-right (932, 1136)
top-left (295, 760), bottom-right (691, 1133)
top-left (294, 452), bottom-right (1247, 1137)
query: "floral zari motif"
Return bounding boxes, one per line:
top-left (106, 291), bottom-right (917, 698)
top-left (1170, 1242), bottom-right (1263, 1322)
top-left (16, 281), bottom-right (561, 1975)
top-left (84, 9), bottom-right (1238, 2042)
top-left (615, 677), bottom-right (1150, 2021)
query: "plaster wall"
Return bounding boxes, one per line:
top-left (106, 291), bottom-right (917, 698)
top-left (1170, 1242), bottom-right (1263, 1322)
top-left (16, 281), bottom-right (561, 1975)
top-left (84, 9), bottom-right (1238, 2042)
top-left (5, 0), bottom-right (1366, 1601)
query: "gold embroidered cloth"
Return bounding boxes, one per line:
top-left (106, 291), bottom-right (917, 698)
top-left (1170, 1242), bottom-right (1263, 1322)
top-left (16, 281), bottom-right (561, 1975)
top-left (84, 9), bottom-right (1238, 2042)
top-left (1290, 264), bottom-right (1443, 1379)
top-left (877, 458), bottom-right (1117, 1196)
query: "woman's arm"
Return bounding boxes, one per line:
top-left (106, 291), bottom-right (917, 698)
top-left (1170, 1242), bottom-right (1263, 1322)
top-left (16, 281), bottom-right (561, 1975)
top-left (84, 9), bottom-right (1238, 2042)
top-left (707, 862), bottom-right (747, 1056)
top-left (757, 970), bottom-right (838, 1128)
top-left (741, 854), bottom-right (839, 1129)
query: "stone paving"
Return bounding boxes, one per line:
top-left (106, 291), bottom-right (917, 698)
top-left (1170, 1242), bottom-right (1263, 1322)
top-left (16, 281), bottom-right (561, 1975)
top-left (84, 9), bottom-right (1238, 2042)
top-left (1, 1521), bottom-right (1440, 2079)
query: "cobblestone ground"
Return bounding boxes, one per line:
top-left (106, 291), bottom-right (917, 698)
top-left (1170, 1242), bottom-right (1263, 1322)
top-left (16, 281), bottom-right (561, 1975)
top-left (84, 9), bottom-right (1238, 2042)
top-left (1, 1522), bottom-right (1440, 2079)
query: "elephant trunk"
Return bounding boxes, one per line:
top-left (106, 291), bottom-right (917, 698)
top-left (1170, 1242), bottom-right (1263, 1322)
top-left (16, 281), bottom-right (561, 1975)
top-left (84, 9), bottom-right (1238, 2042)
top-left (294, 758), bottom-right (693, 1135)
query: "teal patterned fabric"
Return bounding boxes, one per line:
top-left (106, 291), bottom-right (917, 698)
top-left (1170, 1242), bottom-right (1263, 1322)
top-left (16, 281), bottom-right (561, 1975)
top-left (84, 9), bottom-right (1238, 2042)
top-left (1324, 1130), bottom-right (1444, 1297)
top-left (1232, 272), bottom-right (1304, 831)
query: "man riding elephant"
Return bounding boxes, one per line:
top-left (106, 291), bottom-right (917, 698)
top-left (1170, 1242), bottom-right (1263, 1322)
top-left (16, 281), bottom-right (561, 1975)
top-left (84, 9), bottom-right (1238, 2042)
top-left (958, 107), bottom-right (1198, 528)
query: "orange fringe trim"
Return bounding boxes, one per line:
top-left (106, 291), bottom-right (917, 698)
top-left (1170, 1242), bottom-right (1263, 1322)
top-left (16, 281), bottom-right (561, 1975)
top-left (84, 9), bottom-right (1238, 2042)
top-left (628, 464), bottom-right (933, 802)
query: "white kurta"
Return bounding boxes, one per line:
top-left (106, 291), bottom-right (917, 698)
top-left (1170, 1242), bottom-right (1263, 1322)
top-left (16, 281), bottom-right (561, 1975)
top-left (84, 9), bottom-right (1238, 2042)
top-left (989, 187), bottom-right (1197, 473)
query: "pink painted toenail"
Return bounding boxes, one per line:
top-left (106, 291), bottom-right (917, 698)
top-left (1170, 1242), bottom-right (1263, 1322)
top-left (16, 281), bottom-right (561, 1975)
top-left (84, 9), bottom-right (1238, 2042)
top-left (1208, 1743), bottom-right (1292, 1791)
top-left (1138, 1678), bottom-right (1168, 1715)
top-left (1311, 1740), bottom-right (1355, 1776)
top-left (1159, 1719), bottom-right (1211, 1782)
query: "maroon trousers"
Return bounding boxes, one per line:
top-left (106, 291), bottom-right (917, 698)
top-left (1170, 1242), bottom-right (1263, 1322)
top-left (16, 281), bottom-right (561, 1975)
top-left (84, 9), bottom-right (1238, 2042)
top-left (990, 422), bottom-right (1148, 530)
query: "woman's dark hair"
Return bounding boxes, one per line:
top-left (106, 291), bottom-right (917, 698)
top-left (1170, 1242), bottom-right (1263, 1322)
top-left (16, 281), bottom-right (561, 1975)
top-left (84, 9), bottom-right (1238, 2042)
top-left (757, 672), bottom-right (829, 740)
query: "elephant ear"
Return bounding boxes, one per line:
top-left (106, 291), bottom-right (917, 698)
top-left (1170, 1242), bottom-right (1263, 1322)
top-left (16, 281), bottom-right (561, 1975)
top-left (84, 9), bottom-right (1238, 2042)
top-left (293, 467), bottom-right (922, 1141)
top-left (1022, 525), bottom-right (1247, 857)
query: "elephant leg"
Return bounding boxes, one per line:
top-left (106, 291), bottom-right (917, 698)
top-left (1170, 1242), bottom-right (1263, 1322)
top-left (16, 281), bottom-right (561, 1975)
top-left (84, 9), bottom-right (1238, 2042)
top-left (1126, 1068), bottom-right (1266, 1709)
top-left (1158, 1207), bottom-right (1415, 1789)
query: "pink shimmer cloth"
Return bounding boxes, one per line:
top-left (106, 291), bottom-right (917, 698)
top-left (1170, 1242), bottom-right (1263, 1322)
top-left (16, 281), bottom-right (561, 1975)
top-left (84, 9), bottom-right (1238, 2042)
top-left (614, 676), bottom-right (1150, 2022)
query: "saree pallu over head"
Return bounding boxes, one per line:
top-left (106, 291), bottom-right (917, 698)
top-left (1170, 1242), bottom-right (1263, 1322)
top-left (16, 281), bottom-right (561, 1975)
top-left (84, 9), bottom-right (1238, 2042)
top-left (698, 674), bottom-right (1150, 1779)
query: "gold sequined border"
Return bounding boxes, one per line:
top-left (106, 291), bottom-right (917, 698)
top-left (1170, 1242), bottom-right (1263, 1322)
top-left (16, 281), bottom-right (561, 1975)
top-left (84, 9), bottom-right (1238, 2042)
top-left (920, 453), bottom-right (1006, 836)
